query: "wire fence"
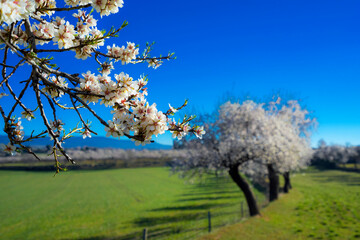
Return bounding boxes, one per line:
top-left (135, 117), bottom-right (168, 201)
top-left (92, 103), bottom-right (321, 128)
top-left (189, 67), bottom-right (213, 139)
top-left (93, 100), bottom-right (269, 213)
top-left (116, 195), bottom-right (270, 240)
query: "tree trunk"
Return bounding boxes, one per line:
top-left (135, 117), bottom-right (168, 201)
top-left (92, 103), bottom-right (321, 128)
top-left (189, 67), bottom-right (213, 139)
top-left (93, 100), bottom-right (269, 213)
top-left (288, 174), bottom-right (292, 189)
top-left (268, 164), bottom-right (279, 202)
top-left (228, 164), bottom-right (260, 216)
top-left (283, 172), bottom-right (291, 193)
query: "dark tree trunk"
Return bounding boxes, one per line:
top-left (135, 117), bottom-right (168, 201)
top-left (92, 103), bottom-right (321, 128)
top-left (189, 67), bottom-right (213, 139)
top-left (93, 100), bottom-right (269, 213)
top-left (228, 164), bottom-right (260, 216)
top-left (283, 171), bottom-right (291, 193)
top-left (268, 164), bottom-right (279, 202)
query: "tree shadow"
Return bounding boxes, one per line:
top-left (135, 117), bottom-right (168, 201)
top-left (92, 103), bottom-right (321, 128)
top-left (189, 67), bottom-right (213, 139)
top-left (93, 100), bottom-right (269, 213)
top-left (176, 195), bottom-right (238, 202)
top-left (310, 172), bottom-right (360, 186)
top-left (150, 202), bottom-right (233, 212)
top-left (335, 167), bottom-right (360, 174)
top-left (133, 207), bottom-right (239, 228)
top-left (133, 212), bottom-right (205, 228)
top-left (68, 216), bottom-right (242, 240)
top-left (113, 175), bottom-right (250, 239)
top-left (180, 189), bottom-right (240, 197)
top-left (71, 226), bottom-right (181, 240)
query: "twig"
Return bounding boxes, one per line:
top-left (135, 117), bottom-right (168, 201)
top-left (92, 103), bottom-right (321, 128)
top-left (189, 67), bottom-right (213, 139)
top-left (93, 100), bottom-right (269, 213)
top-left (0, 59), bottom-right (26, 87)
top-left (0, 63), bottom-right (15, 69)
top-left (69, 96), bottom-right (97, 134)
top-left (5, 75), bottom-right (32, 119)
top-left (33, 74), bottom-right (74, 164)
top-left (39, 4), bottom-right (91, 12)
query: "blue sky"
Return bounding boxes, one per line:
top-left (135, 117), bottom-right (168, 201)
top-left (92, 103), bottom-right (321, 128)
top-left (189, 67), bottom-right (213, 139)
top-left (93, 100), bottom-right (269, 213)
top-left (2, 0), bottom-right (360, 147)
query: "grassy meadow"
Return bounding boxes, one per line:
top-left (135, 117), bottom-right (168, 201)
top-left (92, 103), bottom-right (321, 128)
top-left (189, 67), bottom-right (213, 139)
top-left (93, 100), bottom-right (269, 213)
top-left (201, 169), bottom-right (360, 240)
top-left (0, 168), bottom-right (265, 240)
top-left (1, 167), bottom-right (359, 240)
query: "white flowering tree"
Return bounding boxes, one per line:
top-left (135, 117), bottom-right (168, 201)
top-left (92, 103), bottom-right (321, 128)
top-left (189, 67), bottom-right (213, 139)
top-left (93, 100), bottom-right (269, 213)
top-left (241, 120), bottom-right (313, 200)
top-left (219, 99), bottom-right (314, 202)
top-left (173, 98), bottom-right (316, 214)
top-left (313, 142), bottom-right (358, 168)
top-left (0, 0), bottom-right (205, 172)
top-left (262, 99), bottom-right (315, 199)
top-left (173, 101), bottom-right (273, 216)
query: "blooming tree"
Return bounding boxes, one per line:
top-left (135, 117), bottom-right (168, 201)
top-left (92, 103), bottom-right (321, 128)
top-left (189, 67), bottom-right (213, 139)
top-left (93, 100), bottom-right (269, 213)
top-left (173, 98), bottom-right (316, 214)
top-left (313, 142), bottom-right (358, 168)
top-left (0, 0), bottom-right (204, 172)
top-left (173, 101), bottom-right (272, 216)
top-left (258, 99), bottom-right (315, 199)
top-left (218, 99), bottom-right (314, 202)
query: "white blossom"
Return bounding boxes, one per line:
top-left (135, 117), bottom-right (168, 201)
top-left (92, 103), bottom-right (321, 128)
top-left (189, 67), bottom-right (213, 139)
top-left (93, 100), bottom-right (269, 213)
top-left (1, 143), bottom-right (16, 155)
top-left (50, 119), bottom-right (64, 132)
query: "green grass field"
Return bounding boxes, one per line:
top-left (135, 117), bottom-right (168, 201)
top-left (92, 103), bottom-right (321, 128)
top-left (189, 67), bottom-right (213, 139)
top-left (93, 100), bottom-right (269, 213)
top-left (1, 168), bottom-right (359, 240)
top-left (201, 169), bottom-right (360, 240)
top-left (0, 168), bottom-right (265, 240)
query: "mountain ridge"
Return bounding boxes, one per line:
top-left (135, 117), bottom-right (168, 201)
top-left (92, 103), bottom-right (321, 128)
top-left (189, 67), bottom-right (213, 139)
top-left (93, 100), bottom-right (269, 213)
top-left (0, 135), bottom-right (173, 150)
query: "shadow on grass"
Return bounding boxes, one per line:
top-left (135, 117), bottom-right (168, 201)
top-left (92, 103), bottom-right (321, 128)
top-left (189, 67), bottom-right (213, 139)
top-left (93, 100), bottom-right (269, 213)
top-left (179, 177), bottom-right (241, 196)
top-left (129, 186), bottom-right (242, 237)
top-left (180, 189), bottom-right (240, 197)
top-left (109, 175), bottom-right (252, 240)
top-left (311, 172), bottom-right (360, 186)
top-left (334, 167), bottom-right (360, 174)
top-left (184, 184), bottom-right (235, 192)
top-left (134, 212), bottom-right (206, 227)
top-left (78, 174), bottom-right (262, 240)
top-left (73, 218), bottom-right (242, 240)
top-left (72, 226), bottom-right (180, 240)
top-left (150, 202), bottom-right (233, 212)
top-left (133, 209), bottom-right (240, 227)
top-left (181, 175), bottom-right (267, 198)
top-left (176, 195), bottom-right (238, 202)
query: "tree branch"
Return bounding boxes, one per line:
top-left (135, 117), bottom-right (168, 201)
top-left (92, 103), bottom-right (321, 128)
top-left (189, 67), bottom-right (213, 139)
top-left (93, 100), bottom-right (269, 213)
top-left (38, 4), bottom-right (91, 12)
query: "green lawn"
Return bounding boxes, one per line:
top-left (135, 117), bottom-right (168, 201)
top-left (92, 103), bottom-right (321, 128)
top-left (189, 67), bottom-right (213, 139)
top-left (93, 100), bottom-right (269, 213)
top-left (0, 168), bottom-right (264, 240)
top-left (201, 169), bottom-right (360, 240)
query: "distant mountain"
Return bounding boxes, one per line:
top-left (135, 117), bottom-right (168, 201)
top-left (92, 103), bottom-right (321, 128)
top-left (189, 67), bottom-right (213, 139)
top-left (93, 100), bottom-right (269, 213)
top-left (0, 135), bottom-right (172, 150)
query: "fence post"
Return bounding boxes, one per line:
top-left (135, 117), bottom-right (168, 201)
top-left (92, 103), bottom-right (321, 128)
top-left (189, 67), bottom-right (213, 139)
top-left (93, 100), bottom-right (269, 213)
top-left (143, 228), bottom-right (147, 240)
top-left (241, 201), bottom-right (244, 218)
top-left (208, 211), bottom-right (211, 233)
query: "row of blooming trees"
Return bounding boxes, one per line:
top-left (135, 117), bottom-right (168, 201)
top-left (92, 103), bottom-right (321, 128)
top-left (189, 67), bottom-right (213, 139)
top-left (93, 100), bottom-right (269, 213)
top-left (173, 98), bottom-right (316, 216)
top-left (0, 0), bottom-right (204, 172)
top-left (313, 140), bottom-right (359, 169)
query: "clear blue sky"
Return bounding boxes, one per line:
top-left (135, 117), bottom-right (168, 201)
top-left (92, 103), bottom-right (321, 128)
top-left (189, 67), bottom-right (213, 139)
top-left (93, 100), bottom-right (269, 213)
top-left (3, 0), bottom-right (360, 147)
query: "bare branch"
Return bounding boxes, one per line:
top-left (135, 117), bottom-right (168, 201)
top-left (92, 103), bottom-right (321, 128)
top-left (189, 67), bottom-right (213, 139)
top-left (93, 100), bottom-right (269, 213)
top-left (39, 4), bottom-right (91, 12)
top-left (0, 63), bottom-right (15, 69)
top-left (5, 75), bottom-right (32, 119)
top-left (69, 96), bottom-right (97, 135)
top-left (0, 59), bottom-right (26, 87)
top-left (1, 46), bottom-right (9, 80)
top-left (93, 49), bottom-right (174, 62)
top-left (33, 71), bottom-right (74, 164)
